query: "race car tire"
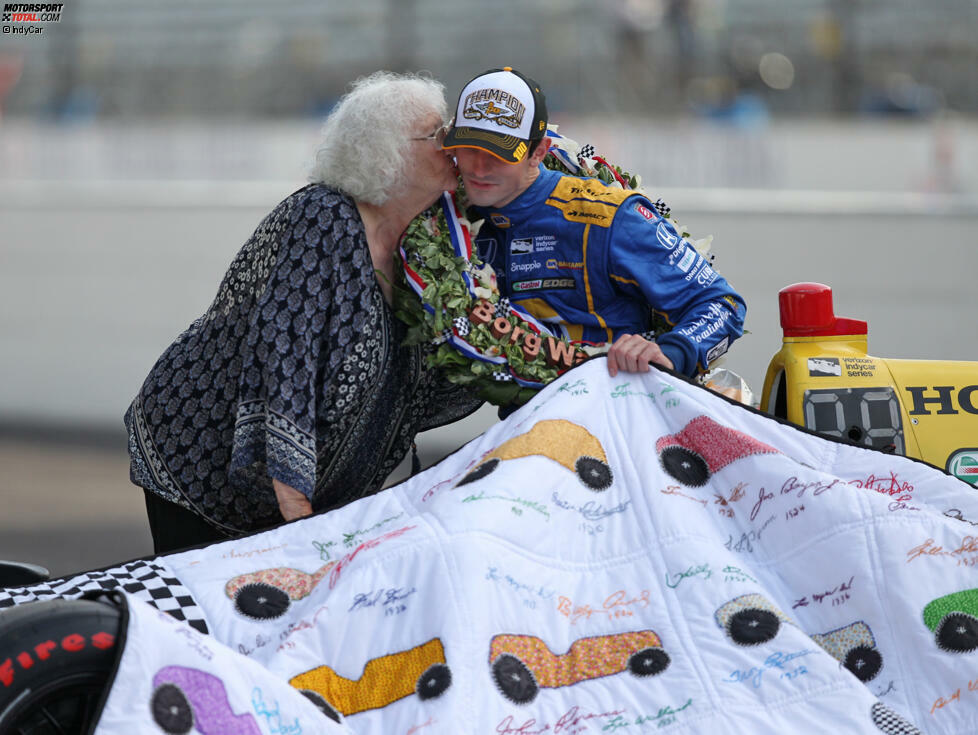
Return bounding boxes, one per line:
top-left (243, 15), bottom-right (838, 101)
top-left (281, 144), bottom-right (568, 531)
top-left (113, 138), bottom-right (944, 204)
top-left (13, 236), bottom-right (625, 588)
top-left (727, 608), bottom-right (780, 645)
top-left (575, 456), bottom-right (613, 491)
top-left (233, 582), bottom-right (291, 620)
top-left (491, 653), bottom-right (538, 704)
top-left (457, 458), bottom-right (501, 487)
top-left (0, 597), bottom-right (121, 734)
top-left (843, 645), bottom-right (882, 682)
top-left (416, 662), bottom-right (452, 700)
top-left (659, 446), bottom-right (710, 487)
top-left (627, 647), bottom-right (671, 677)
top-left (935, 611), bottom-right (978, 653)
top-left (151, 683), bottom-right (194, 734)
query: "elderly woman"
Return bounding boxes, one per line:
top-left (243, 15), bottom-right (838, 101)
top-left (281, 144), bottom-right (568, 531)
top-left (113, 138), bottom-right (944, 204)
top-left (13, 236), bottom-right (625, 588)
top-left (125, 72), bottom-right (481, 553)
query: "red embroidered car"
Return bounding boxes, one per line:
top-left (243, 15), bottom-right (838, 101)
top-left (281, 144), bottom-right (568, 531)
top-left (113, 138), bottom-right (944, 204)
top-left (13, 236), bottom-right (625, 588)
top-left (656, 416), bottom-right (780, 486)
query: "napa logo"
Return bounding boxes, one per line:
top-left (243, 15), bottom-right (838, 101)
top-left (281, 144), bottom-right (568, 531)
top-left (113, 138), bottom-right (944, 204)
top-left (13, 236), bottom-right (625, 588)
top-left (656, 222), bottom-right (679, 250)
top-left (947, 450), bottom-right (978, 486)
top-left (546, 258), bottom-right (558, 270)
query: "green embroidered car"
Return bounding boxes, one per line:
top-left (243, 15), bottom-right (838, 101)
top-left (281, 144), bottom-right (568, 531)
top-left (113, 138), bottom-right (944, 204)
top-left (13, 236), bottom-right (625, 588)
top-left (922, 588), bottom-right (978, 653)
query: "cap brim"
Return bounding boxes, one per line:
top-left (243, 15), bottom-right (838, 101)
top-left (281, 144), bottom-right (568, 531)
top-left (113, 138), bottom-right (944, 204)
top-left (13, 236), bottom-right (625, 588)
top-left (442, 126), bottom-right (529, 164)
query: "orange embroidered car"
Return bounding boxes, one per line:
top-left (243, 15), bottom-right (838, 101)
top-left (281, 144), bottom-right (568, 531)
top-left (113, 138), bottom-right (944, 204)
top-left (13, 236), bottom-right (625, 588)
top-left (488, 630), bottom-right (669, 704)
top-left (656, 416), bottom-right (780, 487)
top-left (456, 419), bottom-right (613, 491)
top-left (289, 638), bottom-right (451, 717)
top-left (810, 621), bottom-right (882, 682)
top-left (225, 562), bottom-right (336, 620)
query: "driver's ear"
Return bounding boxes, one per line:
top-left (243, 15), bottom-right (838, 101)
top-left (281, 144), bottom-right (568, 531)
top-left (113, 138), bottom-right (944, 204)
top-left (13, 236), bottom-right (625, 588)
top-left (529, 137), bottom-right (551, 166)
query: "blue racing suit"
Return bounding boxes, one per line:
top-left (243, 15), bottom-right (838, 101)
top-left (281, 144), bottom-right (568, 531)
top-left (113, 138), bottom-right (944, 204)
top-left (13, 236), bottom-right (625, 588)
top-left (471, 166), bottom-right (746, 377)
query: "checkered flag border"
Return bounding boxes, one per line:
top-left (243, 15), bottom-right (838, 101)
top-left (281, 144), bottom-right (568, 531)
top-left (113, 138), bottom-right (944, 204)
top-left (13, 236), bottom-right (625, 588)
top-left (870, 702), bottom-right (921, 735)
top-left (495, 298), bottom-right (512, 318)
top-left (0, 559), bottom-right (209, 634)
top-left (652, 197), bottom-right (671, 218)
top-left (452, 316), bottom-right (471, 337)
top-left (578, 144), bottom-right (595, 162)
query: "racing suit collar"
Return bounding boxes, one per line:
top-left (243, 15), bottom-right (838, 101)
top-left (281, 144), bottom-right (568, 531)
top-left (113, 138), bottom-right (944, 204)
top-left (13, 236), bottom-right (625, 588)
top-left (471, 164), bottom-right (558, 224)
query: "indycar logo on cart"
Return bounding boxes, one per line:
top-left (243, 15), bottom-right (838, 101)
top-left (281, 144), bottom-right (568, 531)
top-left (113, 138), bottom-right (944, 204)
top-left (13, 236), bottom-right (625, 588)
top-left (808, 358), bottom-right (842, 377)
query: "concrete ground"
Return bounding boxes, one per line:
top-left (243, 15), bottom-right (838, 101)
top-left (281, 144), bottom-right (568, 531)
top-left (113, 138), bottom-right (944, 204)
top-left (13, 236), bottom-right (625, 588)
top-left (0, 437), bottom-right (152, 578)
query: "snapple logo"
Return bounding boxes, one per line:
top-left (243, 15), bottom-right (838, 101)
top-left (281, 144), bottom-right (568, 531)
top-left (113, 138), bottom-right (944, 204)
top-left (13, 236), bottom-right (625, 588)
top-left (512, 261), bottom-right (542, 273)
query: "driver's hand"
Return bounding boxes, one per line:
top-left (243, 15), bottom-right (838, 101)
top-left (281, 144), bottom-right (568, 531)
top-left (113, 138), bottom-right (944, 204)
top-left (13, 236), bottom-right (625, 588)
top-left (606, 334), bottom-right (674, 377)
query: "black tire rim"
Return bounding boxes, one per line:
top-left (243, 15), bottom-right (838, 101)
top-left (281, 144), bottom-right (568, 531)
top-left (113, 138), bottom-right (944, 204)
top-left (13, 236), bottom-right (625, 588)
top-left (299, 689), bottom-right (341, 723)
top-left (3, 676), bottom-right (106, 735)
top-left (234, 582), bottom-right (291, 620)
top-left (457, 458), bottom-right (500, 487)
top-left (491, 653), bottom-right (538, 704)
top-left (727, 608), bottom-right (780, 646)
top-left (843, 645), bottom-right (882, 682)
top-left (659, 446), bottom-right (710, 486)
top-left (627, 647), bottom-right (670, 677)
top-left (575, 456), bottom-right (613, 491)
top-left (151, 683), bottom-right (194, 734)
top-left (416, 663), bottom-right (452, 700)
top-left (936, 611), bottom-right (978, 653)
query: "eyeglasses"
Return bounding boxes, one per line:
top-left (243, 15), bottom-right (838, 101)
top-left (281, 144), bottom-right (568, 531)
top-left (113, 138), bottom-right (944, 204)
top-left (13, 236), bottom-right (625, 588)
top-left (411, 124), bottom-right (449, 145)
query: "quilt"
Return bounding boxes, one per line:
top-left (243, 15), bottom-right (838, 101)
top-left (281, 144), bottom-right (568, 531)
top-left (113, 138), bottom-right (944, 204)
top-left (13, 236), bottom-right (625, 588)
top-left (7, 359), bottom-right (978, 734)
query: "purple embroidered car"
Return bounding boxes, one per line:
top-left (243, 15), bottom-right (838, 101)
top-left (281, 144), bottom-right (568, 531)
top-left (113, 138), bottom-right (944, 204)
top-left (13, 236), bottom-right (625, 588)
top-left (151, 666), bottom-right (261, 735)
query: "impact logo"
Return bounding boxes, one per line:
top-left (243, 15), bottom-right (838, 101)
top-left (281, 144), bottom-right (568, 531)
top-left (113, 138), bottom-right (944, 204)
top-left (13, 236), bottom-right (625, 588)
top-left (655, 221), bottom-right (679, 250)
top-left (462, 88), bottom-right (526, 130)
top-left (2, 2), bottom-right (63, 22)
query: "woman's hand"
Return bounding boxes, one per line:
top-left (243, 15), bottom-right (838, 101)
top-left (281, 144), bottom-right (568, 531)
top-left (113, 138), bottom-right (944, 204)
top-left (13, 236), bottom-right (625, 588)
top-left (272, 479), bottom-right (313, 521)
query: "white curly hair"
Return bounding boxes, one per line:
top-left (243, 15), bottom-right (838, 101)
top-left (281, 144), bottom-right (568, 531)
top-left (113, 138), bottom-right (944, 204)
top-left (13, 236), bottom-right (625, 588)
top-left (310, 71), bottom-right (448, 205)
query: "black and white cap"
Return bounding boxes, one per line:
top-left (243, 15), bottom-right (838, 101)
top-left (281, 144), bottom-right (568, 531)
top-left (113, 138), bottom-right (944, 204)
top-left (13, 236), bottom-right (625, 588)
top-left (442, 67), bottom-right (548, 164)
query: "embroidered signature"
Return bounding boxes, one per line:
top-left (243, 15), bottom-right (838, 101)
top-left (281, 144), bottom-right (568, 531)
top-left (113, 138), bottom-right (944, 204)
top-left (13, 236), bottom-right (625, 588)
top-left (251, 687), bottom-right (302, 734)
top-left (552, 491), bottom-right (631, 522)
top-left (906, 536), bottom-right (978, 565)
top-left (723, 649), bottom-right (814, 688)
top-left (602, 698), bottom-right (694, 730)
top-left (557, 589), bottom-right (650, 625)
top-left (665, 563), bottom-right (711, 589)
top-left (462, 491), bottom-right (551, 519)
top-left (792, 576), bottom-right (855, 609)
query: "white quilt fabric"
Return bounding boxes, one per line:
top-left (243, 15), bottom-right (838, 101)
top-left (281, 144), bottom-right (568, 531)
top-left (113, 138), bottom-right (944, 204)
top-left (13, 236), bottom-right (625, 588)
top-left (91, 360), bottom-right (978, 734)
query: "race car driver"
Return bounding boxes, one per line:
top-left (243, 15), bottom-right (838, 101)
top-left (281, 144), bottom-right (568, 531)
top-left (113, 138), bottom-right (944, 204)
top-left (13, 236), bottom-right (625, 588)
top-left (442, 67), bottom-right (746, 378)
